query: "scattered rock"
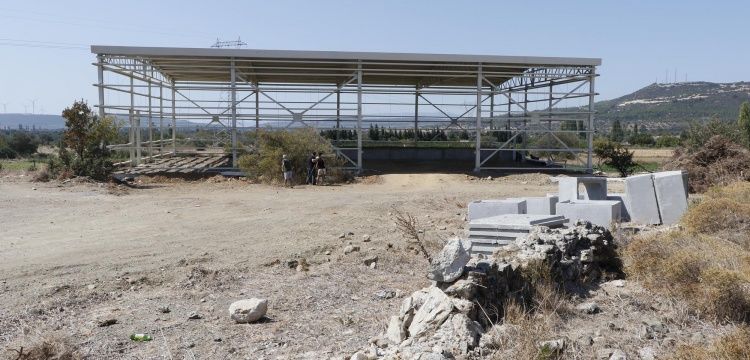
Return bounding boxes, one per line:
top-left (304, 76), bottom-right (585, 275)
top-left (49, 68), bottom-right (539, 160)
top-left (407, 287), bottom-right (454, 339)
top-left (188, 312), bottom-right (203, 320)
top-left (338, 233), bottom-right (346, 239)
top-left (609, 349), bottom-right (627, 360)
top-left (427, 238), bottom-right (470, 283)
top-left (374, 290), bottom-right (396, 300)
top-left (363, 234), bottom-right (371, 242)
top-left (97, 318), bottom-right (117, 327)
top-left (350, 351), bottom-right (368, 360)
top-left (324, 250), bottom-right (332, 255)
top-left (638, 347), bottom-right (655, 360)
top-left (87, 284), bottom-right (97, 290)
top-left (576, 302), bottom-right (600, 314)
top-left (228, 298), bottom-right (268, 323)
top-left (344, 245), bottom-right (360, 255)
top-left (538, 338), bottom-right (566, 354)
top-left (158, 305), bottom-right (171, 314)
top-left (363, 255), bottom-right (378, 266)
top-left (284, 259), bottom-right (299, 269)
top-left (369, 262), bottom-right (377, 269)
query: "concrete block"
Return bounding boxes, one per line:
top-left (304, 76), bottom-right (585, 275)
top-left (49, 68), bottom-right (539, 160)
top-left (653, 171), bottom-right (689, 225)
top-left (558, 177), bottom-right (608, 202)
top-left (556, 200), bottom-right (622, 228)
top-left (607, 193), bottom-right (631, 222)
top-left (468, 199), bottom-right (526, 220)
top-left (624, 174), bottom-right (661, 225)
top-left (509, 195), bottom-right (559, 215)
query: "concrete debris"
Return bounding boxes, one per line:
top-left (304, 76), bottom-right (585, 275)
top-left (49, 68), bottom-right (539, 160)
top-left (576, 302), bottom-right (601, 314)
top-left (229, 298), bottom-right (268, 323)
top-left (468, 199), bottom-right (526, 220)
top-left (374, 289), bottom-right (396, 300)
top-left (426, 238), bottom-right (470, 283)
top-left (343, 245), bottom-right (360, 255)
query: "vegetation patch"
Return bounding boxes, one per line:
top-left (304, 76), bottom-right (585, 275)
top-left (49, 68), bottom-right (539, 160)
top-left (665, 135), bottom-right (750, 193)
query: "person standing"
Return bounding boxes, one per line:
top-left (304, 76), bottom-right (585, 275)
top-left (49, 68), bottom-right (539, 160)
top-left (315, 152), bottom-right (326, 185)
top-left (306, 151), bottom-right (317, 185)
top-left (281, 154), bottom-right (293, 187)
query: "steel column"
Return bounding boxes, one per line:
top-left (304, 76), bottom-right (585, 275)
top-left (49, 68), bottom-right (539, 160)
top-left (357, 62), bottom-right (363, 172)
top-left (171, 84), bottom-right (176, 155)
top-left (474, 64), bottom-right (482, 172)
top-left (414, 85), bottom-right (419, 143)
top-left (230, 59), bottom-right (238, 167)
top-left (97, 55), bottom-right (105, 119)
top-left (587, 70), bottom-right (596, 172)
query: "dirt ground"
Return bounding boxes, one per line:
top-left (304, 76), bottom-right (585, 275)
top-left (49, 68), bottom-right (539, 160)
top-left (0, 172), bottom-right (558, 359)
top-left (0, 172), bottom-right (727, 360)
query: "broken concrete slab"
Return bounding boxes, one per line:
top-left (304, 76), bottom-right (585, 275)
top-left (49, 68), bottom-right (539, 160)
top-left (556, 200), bottom-right (622, 228)
top-left (624, 173), bottom-right (661, 225)
top-left (558, 177), bottom-right (608, 202)
top-left (467, 214), bottom-right (566, 255)
top-left (468, 199), bottom-right (526, 220)
top-left (652, 171), bottom-right (689, 225)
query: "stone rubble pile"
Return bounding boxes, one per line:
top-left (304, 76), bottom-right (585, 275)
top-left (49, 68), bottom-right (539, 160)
top-left (350, 221), bottom-right (619, 359)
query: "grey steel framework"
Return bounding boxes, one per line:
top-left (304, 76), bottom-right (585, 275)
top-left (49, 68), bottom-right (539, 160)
top-left (92, 45), bottom-right (601, 172)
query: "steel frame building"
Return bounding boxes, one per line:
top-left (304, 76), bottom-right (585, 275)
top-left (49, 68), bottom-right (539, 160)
top-left (92, 45), bottom-right (600, 172)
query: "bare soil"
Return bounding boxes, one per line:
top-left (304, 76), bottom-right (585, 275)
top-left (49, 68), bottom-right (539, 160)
top-left (0, 173), bottom-right (553, 359)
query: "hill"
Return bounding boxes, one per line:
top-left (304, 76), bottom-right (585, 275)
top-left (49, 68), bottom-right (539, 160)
top-left (592, 81), bottom-right (750, 132)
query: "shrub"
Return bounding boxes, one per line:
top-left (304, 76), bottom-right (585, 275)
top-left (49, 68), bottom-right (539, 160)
top-left (593, 139), bottom-right (638, 177)
top-left (655, 135), bottom-right (681, 148)
top-left (238, 128), bottom-right (350, 184)
top-left (53, 100), bottom-right (120, 181)
top-left (628, 132), bottom-right (656, 146)
top-left (8, 131), bottom-right (38, 156)
top-left (0, 146), bottom-right (16, 159)
top-left (664, 135), bottom-right (750, 193)
top-left (681, 119), bottom-right (743, 150)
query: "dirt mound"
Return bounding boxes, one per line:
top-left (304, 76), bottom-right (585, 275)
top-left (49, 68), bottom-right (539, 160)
top-left (664, 135), bottom-right (750, 193)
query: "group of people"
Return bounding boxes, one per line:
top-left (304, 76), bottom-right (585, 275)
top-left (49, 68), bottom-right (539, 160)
top-left (281, 151), bottom-right (326, 187)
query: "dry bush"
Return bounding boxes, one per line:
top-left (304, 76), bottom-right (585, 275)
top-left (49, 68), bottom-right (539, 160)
top-left (391, 207), bottom-right (432, 262)
top-left (4, 333), bottom-right (80, 360)
top-left (682, 198), bottom-right (750, 249)
top-left (238, 128), bottom-right (351, 185)
top-left (486, 299), bottom-right (565, 360)
top-left (671, 325), bottom-right (750, 360)
top-left (623, 230), bottom-right (750, 323)
top-left (664, 135), bottom-right (750, 193)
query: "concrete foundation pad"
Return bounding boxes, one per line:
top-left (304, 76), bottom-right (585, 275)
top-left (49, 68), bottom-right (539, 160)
top-left (468, 199), bottom-right (526, 220)
top-left (624, 174), bottom-right (661, 225)
top-left (556, 200), bottom-right (622, 228)
top-left (653, 171), bottom-right (689, 225)
top-left (558, 177), bottom-right (608, 202)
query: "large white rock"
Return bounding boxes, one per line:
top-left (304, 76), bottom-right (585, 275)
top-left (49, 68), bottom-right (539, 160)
top-left (427, 238), bottom-right (470, 283)
top-left (228, 298), bottom-right (268, 323)
top-left (407, 287), bottom-right (454, 339)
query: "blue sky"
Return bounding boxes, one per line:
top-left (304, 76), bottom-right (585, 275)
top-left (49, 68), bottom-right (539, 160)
top-left (0, 0), bottom-right (748, 114)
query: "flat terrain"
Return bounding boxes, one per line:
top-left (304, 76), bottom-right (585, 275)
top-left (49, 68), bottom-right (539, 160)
top-left (0, 172), bottom-right (555, 359)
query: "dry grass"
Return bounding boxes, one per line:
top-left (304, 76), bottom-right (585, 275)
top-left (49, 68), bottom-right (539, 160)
top-left (682, 181), bottom-right (750, 249)
top-left (671, 325), bottom-right (750, 360)
top-left (623, 230), bottom-right (750, 323)
top-left (664, 136), bottom-right (750, 193)
top-left (4, 333), bottom-right (81, 360)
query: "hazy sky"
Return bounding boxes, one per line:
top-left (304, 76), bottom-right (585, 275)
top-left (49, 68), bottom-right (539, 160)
top-left (0, 0), bottom-right (748, 115)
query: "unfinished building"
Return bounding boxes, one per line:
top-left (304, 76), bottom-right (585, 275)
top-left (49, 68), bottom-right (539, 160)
top-left (92, 46), bottom-right (600, 173)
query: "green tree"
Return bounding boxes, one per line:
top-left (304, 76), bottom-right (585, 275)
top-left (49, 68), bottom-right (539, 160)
top-left (738, 101), bottom-right (750, 146)
top-left (55, 100), bottom-right (120, 180)
top-left (610, 120), bottom-right (624, 142)
top-left (8, 132), bottom-right (38, 156)
top-left (594, 139), bottom-right (638, 177)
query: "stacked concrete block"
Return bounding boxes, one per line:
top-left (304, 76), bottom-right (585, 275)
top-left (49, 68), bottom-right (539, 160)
top-left (509, 195), bottom-right (559, 215)
top-left (467, 214), bottom-right (566, 255)
top-left (624, 174), bottom-right (661, 225)
top-left (558, 177), bottom-right (608, 202)
top-left (556, 200), bottom-right (622, 228)
top-left (607, 193), bottom-right (631, 222)
top-left (652, 171), bottom-right (689, 225)
top-left (468, 199), bottom-right (526, 221)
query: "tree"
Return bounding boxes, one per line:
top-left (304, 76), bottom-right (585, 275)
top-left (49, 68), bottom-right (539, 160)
top-left (610, 120), bottom-right (624, 142)
top-left (739, 101), bottom-right (750, 146)
top-left (594, 139), bottom-right (638, 177)
top-left (8, 132), bottom-right (38, 156)
top-left (55, 100), bottom-right (119, 180)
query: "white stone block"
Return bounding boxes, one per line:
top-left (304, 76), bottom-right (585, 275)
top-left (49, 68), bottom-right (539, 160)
top-left (468, 199), bottom-right (526, 220)
top-left (653, 171), bottom-right (689, 225)
top-left (624, 174), bottom-right (661, 225)
top-left (509, 195), bottom-right (559, 215)
top-left (558, 177), bottom-right (608, 202)
top-left (607, 193), bottom-right (631, 222)
top-left (556, 200), bottom-right (622, 228)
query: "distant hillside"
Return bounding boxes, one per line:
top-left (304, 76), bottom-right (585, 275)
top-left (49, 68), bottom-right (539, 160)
top-left (593, 82), bottom-right (750, 132)
top-left (0, 114), bottom-right (206, 130)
